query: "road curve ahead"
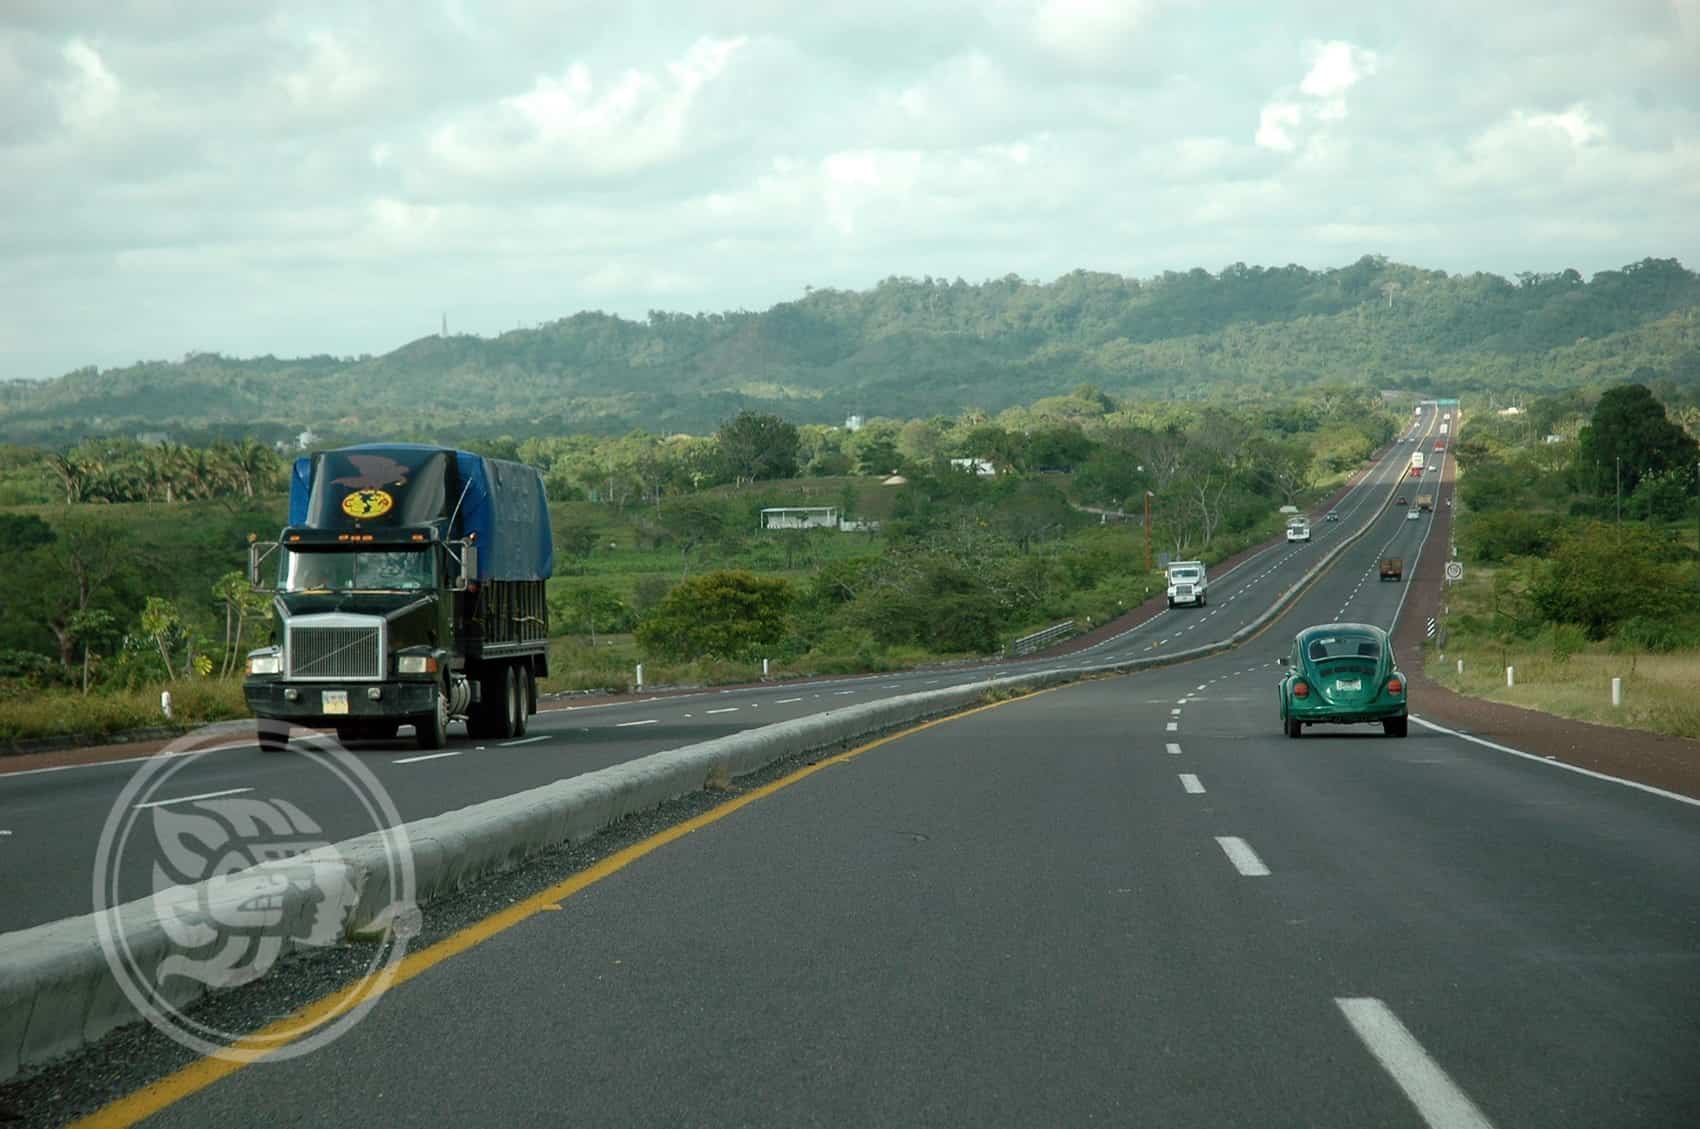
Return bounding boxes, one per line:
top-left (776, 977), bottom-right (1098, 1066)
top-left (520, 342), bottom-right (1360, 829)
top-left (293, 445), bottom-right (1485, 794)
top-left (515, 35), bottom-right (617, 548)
top-left (0, 408), bottom-right (1445, 933)
top-left (93, 405), bottom-right (1700, 1128)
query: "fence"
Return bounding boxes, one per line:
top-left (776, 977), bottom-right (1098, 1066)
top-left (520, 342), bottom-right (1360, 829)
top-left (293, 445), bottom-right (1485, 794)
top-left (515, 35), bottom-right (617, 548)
top-left (1007, 620), bottom-right (1077, 657)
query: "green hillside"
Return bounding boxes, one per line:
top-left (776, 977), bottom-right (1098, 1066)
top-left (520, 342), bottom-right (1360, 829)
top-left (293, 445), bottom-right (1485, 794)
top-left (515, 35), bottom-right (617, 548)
top-left (4, 255), bottom-right (1698, 446)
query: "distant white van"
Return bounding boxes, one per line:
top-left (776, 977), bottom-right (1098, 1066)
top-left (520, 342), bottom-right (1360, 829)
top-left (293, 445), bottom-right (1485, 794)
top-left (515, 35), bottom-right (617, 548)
top-left (1165, 560), bottom-right (1208, 608)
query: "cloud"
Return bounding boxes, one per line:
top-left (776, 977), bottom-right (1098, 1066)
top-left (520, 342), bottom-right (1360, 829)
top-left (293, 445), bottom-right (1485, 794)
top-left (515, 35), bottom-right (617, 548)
top-left (0, 1), bottom-right (1695, 383)
top-left (57, 38), bottom-right (119, 129)
top-left (1255, 39), bottom-right (1377, 152)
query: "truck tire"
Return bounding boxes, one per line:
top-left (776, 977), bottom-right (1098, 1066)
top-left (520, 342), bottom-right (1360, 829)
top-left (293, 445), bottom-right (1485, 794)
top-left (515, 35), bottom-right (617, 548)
top-left (511, 670), bottom-right (529, 739)
top-left (1198, 593), bottom-right (1207, 607)
top-left (257, 720), bottom-right (291, 753)
top-left (523, 664), bottom-right (538, 717)
top-left (470, 664), bottom-right (519, 741)
top-left (415, 685), bottom-right (449, 750)
top-left (335, 724), bottom-right (363, 745)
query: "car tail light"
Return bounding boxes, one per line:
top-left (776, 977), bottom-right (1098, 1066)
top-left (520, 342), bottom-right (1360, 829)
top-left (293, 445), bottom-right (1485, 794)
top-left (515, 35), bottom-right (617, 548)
top-left (1293, 680), bottom-right (1310, 699)
top-left (1387, 677), bottom-right (1403, 695)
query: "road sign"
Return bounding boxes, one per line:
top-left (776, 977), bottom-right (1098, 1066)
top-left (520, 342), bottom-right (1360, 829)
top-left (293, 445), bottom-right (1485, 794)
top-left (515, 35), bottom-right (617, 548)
top-left (1445, 561), bottom-right (1464, 582)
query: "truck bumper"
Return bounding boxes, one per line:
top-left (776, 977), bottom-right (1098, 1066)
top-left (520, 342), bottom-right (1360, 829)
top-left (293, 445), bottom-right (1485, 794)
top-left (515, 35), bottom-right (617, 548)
top-left (244, 679), bottom-right (436, 725)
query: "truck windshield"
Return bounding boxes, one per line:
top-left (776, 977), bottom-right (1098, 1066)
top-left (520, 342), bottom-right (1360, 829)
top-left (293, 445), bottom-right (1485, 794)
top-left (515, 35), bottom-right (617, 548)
top-left (281, 549), bottom-right (435, 592)
top-left (1171, 568), bottom-right (1200, 581)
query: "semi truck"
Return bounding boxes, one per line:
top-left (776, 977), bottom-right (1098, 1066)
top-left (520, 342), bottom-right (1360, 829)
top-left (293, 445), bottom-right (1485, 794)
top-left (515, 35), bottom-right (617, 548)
top-left (243, 444), bottom-right (553, 751)
top-left (1417, 493), bottom-right (1434, 512)
top-left (1166, 560), bottom-right (1208, 608)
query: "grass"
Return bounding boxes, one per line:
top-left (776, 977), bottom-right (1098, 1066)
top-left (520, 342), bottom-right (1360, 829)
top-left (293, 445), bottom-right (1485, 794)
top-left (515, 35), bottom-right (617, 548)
top-left (1425, 562), bottom-right (1700, 741)
top-left (0, 678), bottom-right (250, 745)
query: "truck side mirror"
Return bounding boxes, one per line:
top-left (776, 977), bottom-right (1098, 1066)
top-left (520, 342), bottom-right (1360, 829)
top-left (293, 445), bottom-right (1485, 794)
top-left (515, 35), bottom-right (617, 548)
top-left (451, 544), bottom-right (478, 591)
top-left (249, 541), bottom-right (279, 592)
top-left (1277, 656), bottom-right (1287, 666)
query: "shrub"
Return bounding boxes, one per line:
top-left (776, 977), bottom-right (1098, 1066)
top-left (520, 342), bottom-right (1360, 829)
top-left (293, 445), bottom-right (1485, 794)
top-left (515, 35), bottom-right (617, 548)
top-left (636, 570), bottom-right (794, 661)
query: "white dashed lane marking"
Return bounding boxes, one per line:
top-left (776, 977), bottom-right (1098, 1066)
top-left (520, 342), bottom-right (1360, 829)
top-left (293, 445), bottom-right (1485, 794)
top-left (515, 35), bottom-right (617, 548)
top-left (1179, 774), bottom-right (1205, 794)
top-left (1214, 836), bottom-right (1271, 877)
top-left (615, 719), bottom-right (659, 727)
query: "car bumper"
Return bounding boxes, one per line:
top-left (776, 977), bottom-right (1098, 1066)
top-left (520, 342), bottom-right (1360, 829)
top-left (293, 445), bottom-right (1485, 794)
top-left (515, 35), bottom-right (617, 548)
top-left (1289, 703), bottom-right (1406, 724)
top-left (244, 679), bottom-right (437, 725)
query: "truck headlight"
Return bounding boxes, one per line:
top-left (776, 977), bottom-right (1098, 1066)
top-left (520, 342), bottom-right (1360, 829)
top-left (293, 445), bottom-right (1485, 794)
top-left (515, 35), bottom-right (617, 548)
top-left (246, 654), bottom-right (282, 676)
top-left (397, 654), bottom-right (438, 674)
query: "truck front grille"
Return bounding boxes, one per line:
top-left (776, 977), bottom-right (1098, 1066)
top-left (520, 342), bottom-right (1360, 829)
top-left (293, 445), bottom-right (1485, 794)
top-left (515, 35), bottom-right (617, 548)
top-left (288, 623), bottom-right (382, 680)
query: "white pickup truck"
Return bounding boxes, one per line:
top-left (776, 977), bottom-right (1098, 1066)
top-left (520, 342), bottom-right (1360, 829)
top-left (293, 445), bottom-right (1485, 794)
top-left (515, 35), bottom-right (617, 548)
top-left (1165, 560), bottom-right (1208, 608)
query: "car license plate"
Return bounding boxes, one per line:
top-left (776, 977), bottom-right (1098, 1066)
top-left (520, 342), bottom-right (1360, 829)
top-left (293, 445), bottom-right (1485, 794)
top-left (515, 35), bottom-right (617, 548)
top-left (321, 690), bottom-right (349, 715)
top-left (1335, 679), bottom-right (1362, 692)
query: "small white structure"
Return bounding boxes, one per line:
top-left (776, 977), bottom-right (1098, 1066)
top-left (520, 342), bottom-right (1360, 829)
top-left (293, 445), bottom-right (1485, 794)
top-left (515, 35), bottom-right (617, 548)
top-left (949, 457), bottom-right (997, 477)
top-left (838, 517), bottom-right (881, 532)
top-left (297, 428), bottom-right (319, 450)
top-left (844, 415), bottom-right (864, 432)
top-left (881, 474), bottom-right (909, 486)
top-left (1498, 406), bottom-right (1524, 416)
top-left (761, 506), bottom-right (839, 531)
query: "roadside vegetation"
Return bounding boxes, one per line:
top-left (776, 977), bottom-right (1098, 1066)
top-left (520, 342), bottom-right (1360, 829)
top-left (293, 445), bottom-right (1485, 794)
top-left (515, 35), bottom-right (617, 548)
top-left (1433, 383), bottom-right (1700, 738)
top-left (0, 387), bottom-right (1395, 744)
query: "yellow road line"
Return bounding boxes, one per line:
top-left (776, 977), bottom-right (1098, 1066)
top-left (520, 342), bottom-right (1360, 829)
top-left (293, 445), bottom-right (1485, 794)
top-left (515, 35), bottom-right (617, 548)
top-left (68, 687), bottom-right (1057, 1129)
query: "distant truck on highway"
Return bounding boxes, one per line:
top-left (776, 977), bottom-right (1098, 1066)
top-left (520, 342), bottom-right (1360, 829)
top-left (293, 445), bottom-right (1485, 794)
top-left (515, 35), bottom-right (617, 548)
top-left (1286, 516), bottom-right (1311, 543)
top-left (1166, 560), bottom-right (1208, 608)
top-left (244, 444), bottom-right (553, 751)
top-left (1417, 494), bottom-right (1434, 512)
top-left (1409, 451), bottom-right (1425, 477)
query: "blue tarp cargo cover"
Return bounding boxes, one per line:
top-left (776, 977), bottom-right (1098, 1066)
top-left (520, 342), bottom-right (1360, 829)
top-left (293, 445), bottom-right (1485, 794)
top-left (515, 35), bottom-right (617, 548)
top-left (289, 444), bottom-right (553, 581)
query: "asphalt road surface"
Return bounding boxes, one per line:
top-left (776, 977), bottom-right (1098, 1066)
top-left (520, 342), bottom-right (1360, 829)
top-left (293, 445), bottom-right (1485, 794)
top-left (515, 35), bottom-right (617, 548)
top-left (0, 409), bottom-right (1443, 932)
top-left (125, 404), bottom-right (1700, 1128)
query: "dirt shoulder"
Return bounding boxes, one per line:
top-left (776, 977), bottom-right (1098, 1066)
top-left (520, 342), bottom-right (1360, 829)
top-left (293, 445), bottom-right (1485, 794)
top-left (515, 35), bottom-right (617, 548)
top-left (1390, 453), bottom-right (1700, 802)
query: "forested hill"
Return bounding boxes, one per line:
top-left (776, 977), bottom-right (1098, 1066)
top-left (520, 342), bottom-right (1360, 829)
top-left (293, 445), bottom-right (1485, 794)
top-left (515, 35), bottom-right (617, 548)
top-left (4, 255), bottom-right (1698, 445)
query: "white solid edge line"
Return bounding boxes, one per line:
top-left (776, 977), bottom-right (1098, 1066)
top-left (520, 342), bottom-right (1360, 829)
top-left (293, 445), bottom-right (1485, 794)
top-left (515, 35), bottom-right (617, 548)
top-left (133, 786), bottom-right (253, 811)
top-left (704, 707), bottom-right (740, 715)
top-left (500, 735), bottom-right (550, 745)
top-left (391, 750), bottom-right (464, 765)
top-left (1410, 715), bottom-right (1700, 809)
top-left (1213, 835), bottom-right (1270, 876)
top-left (614, 719), bottom-right (660, 728)
top-left (0, 744), bottom-right (236, 781)
top-left (1165, 742), bottom-right (1182, 755)
top-left (1335, 997), bottom-right (1495, 1129)
top-left (1179, 773), bottom-right (1205, 794)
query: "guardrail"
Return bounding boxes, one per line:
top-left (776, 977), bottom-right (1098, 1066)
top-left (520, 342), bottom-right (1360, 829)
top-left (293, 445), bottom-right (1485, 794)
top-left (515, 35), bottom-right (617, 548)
top-left (1007, 620), bottom-right (1076, 657)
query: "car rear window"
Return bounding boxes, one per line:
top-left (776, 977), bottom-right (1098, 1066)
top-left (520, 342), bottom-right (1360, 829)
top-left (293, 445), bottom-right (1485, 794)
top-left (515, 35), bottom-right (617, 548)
top-left (1305, 635), bottom-right (1381, 661)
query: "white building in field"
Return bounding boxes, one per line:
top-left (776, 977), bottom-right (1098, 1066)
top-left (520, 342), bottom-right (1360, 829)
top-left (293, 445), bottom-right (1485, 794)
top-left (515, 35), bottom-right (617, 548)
top-left (761, 506), bottom-right (839, 531)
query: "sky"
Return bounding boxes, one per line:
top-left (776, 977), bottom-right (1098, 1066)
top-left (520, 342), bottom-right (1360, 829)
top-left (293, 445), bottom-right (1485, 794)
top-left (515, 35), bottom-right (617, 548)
top-left (2, 0), bottom-right (1698, 382)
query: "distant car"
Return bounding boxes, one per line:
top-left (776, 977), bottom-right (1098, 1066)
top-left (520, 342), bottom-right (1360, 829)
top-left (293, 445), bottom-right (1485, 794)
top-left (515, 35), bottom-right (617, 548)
top-left (1395, 496), bottom-right (1407, 506)
top-left (1278, 623), bottom-right (1407, 738)
top-left (1407, 509), bottom-right (1420, 521)
top-left (1325, 510), bottom-right (1340, 522)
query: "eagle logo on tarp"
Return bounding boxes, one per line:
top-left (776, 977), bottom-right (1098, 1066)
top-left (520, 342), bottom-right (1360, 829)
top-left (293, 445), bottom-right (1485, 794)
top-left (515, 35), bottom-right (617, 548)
top-left (341, 489), bottom-right (394, 518)
top-left (333, 454), bottom-right (409, 520)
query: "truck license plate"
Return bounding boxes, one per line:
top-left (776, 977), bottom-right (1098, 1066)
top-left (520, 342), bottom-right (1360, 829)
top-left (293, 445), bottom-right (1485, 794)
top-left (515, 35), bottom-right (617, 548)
top-left (1336, 679), bottom-right (1361, 692)
top-left (321, 690), bottom-right (349, 715)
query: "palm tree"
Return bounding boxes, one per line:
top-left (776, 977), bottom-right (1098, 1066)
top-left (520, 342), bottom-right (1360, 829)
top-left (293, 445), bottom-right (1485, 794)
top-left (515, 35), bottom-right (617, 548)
top-left (47, 453), bottom-right (89, 503)
top-left (226, 438), bottom-right (280, 498)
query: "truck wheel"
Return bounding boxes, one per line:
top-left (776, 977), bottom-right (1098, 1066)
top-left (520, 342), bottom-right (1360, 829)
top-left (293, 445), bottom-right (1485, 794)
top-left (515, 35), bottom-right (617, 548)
top-left (257, 720), bottom-right (291, 753)
top-left (1198, 593), bottom-right (1207, 607)
top-left (415, 686), bottom-right (449, 750)
top-left (498, 665), bottom-right (520, 739)
top-left (1383, 716), bottom-right (1408, 738)
top-left (472, 665), bottom-right (518, 741)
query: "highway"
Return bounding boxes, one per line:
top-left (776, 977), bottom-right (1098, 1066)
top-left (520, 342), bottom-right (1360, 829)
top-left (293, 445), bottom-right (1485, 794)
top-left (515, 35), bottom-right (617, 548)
top-left (0, 408), bottom-right (1441, 932)
top-left (118, 405), bottom-right (1700, 1128)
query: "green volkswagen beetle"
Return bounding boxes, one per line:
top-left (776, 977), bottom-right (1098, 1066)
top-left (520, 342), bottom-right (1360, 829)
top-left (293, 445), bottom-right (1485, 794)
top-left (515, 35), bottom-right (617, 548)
top-left (1277, 623), bottom-right (1407, 738)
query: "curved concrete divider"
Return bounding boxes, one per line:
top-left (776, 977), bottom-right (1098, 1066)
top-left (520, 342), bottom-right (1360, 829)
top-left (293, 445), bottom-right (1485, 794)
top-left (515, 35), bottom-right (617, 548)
top-left (0, 476), bottom-right (1401, 1082)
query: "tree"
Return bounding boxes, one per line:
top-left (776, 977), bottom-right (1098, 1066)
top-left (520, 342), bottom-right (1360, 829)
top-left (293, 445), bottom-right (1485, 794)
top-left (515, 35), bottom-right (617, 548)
top-left (66, 608), bottom-right (118, 694)
top-left (658, 497), bottom-right (727, 574)
top-left (140, 596), bottom-right (182, 680)
top-left (1575, 384), bottom-right (1699, 498)
top-left (1527, 522), bottom-right (1688, 639)
top-left (213, 570), bottom-right (270, 678)
top-left (716, 411), bottom-right (800, 485)
top-left (555, 522), bottom-right (600, 573)
top-left (636, 570), bottom-right (794, 661)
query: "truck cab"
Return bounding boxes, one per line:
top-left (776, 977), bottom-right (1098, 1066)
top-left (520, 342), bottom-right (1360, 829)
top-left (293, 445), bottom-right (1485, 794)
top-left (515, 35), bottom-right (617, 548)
top-left (243, 444), bottom-right (552, 752)
top-left (1286, 517), bottom-right (1311, 543)
top-left (1165, 560), bottom-right (1208, 608)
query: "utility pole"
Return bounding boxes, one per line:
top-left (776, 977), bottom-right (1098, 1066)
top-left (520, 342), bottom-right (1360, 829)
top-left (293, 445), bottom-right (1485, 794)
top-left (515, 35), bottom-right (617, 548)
top-left (1144, 491), bottom-right (1153, 573)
